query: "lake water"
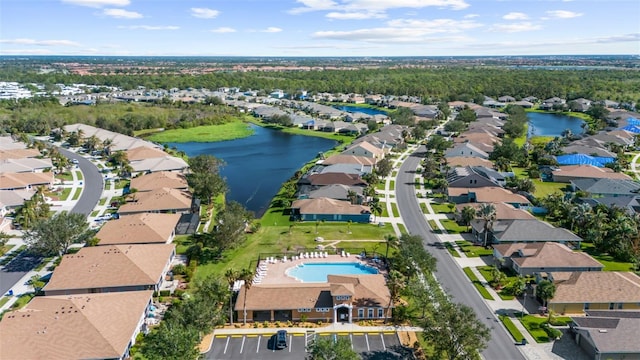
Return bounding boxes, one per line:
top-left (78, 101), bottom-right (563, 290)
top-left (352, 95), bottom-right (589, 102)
top-left (169, 124), bottom-right (337, 217)
top-left (527, 112), bottom-right (585, 137)
top-left (333, 105), bottom-right (388, 116)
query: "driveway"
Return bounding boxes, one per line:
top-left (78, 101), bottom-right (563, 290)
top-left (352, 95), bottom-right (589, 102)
top-left (205, 332), bottom-right (409, 360)
top-left (57, 148), bottom-right (104, 216)
top-left (394, 145), bottom-right (525, 360)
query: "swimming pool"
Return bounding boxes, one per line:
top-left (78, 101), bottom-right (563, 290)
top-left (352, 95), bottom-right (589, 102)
top-left (286, 262), bottom-right (378, 282)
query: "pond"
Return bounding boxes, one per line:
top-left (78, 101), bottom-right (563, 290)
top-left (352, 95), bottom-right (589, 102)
top-left (527, 112), bottom-right (585, 138)
top-left (169, 124), bottom-right (337, 217)
top-left (333, 105), bottom-right (388, 116)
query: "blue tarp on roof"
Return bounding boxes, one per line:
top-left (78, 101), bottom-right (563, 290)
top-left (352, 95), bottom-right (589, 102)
top-left (621, 124), bottom-right (640, 133)
top-left (626, 117), bottom-right (640, 126)
top-left (555, 154), bottom-right (614, 167)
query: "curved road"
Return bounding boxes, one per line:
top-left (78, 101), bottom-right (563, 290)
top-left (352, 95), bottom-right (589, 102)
top-left (396, 145), bottom-right (525, 360)
top-left (58, 148), bottom-right (104, 216)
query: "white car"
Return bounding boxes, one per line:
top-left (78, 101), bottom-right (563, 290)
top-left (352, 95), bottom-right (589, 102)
top-left (71, 159), bottom-right (79, 164)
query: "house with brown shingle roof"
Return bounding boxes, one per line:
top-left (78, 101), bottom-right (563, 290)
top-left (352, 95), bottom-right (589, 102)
top-left (551, 165), bottom-right (632, 183)
top-left (44, 244), bottom-right (175, 296)
top-left (547, 272), bottom-right (640, 314)
top-left (456, 202), bottom-right (534, 223)
top-left (342, 141), bottom-right (385, 159)
top-left (0, 172), bottom-right (54, 190)
top-left (301, 173), bottom-right (368, 187)
top-left (130, 171), bottom-right (189, 192)
top-left (234, 274), bottom-right (390, 323)
top-left (291, 197), bottom-right (371, 223)
top-left (96, 213), bottom-right (181, 245)
top-left (320, 154), bottom-right (377, 167)
top-left (0, 158), bottom-right (53, 173)
top-left (0, 148), bottom-right (40, 160)
top-left (445, 156), bottom-right (494, 168)
top-left (448, 186), bottom-right (530, 206)
top-left (0, 291), bottom-right (153, 360)
top-left (493, 242), bottom-right (603, 276)
top-left (130, 155), bottom-right (189, 174)
top-left (125, 146), bottom-right (169, 162)
top-left (118, 187), bottom-right (193, 215)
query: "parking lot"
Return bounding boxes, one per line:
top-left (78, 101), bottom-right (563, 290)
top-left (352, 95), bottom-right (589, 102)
top-left (205, 331), bottom-right (412, 360)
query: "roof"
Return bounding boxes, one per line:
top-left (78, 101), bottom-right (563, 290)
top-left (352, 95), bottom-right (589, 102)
top-left (44, 244), bottom-right (175, 292)
top-left (0, 158), bottom-right (53, 173)
top-left (445, 157), bottom-right (495, 168)
top-left (292, 197), bottom-right (370, 215)
top-left (0, 189), bottom-right (34, 208)
top-left (478, 219), bottom-right (582, 242)
top-left (0, 136), bottom-right (30, 151)
top-left (321, 155), bottom-right (376, 167)
top-left (118, 187), bottom-right (192, 214)
top-left (96, 213), bottom-right (181, 245)
top-left (572, 317), bottom-right (640, 354)
top-left (130, 156), bottom-right (188, 173)
top-left (306, 173), bottom-right (367, 187)
top-left (552, 165), bottom-right (632, 181)
top-left (126, 146), bottom-right (170, 161)
top-left (571, 178), bottom-right (640, 196)
top-left (63, 123), bottom-right (158, 151)
top-left (308, 184), bottom-right (363, 200)
top-left (0, 148), bottom-right (40, 160)
top-left (235, 274), bottom-right (389, 311)
top-left (555, 154), bottom-right (614, 167)
top-left (551, 272), bottom-right (640, 304)
top-left (0, 172), bottom-right (53, 190)
top-left (343, 141), bottom-right (385, 156)
top-left (130, 171), bottom-right (189, 192)
top-left (444, 143), bottom-right (489, 159)
top-left (457, 202), bottom-right (534, 220)
top-left (0, 291), bottom-right (153, 360)
top-left (448, 186), bottom-right (530, 204)
top-left (493, 242), bottom-right (603, 270)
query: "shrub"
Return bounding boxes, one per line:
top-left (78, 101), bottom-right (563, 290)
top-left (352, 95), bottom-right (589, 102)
top-left (174, 289), bottom-right (185, 298)
top-left (159, 290), bottom-right (171, 297)
top-left (253, 322), bottom-right (259, 328)
top-left (172, 264), bottom-right (187, 275)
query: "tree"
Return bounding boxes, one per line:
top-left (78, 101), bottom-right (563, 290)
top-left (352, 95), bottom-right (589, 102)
top-left (422, 301), bottom-right (491, 360)
top-left (455, 108), bottom-right (477, 123)
top-left (375, 157), bottom-right (393, 178)
top-left (460, 206), bottom-right (477, 231)
top-left (306, 337), bottom-right (359, 360)
top-left (141, 320), bottom-right (199, 360)
top-left (224, 268), bottom-right (240, 325)
top-left (386, 270), bottom-right (405, 322)
top-left (24, 212), bottom-right (91, 256)
top-left (384, 234), bottom-right (399, 260)
top-left (537, 280), bottom-right (556, 308)
top-left (476, 203), bottom-right (496, 248)
top-left (239, 268), bottom-right (254, 325)
top-left (188, 154), bottom-right (225, 174)
top-left (369, 197), bottom-right (383, 222)
top-left (27, 275), bottom-right (45, 294)
top-left (211, 201), bottom-right (253, 250)
top-left (188, 171), bottom-right (227, 204)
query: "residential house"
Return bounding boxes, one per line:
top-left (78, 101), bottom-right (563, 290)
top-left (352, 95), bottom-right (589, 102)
top-left (0, 172), bottom-right (54, 190)
top-left (44, 244), bottom-right (176, 296)
top-left (0, 189), bottom-right (34, 214)
top-left (130, 155), bottom-right (189, 174)
top-left (0, 291), bottom-right (154, 360)
top-left (301, 184), bottom-right (364, 204)
top-left (577, 195), bottom-right (640, 215)
top-left (445, 156), bottom-right (494, 168)
top-left (547, 272), bottom-right (640, 314)
top-left (0, 148), bottom-right (40, 160)
top-left (569, 311), bottom-right (640, 360)
top-left (320, 154), bottom-right (377, 167)
top-left (130, 171), bottom-right (189, 192)
top-left (570, 178), bottom-right (640, 197)
top-left (291, 197), bottom-right (371, 223)
top-left (411, 105), bottom-right (439, 119)
top-left (551, 165), bottom-right (632, 183)
top-left (555, 154), bottom-right (614, 168)
top-left (322, 121), bottom-right (349, 133)
top-left (342, 141), bottom-right (385, 159)
top-left (300, 173), bottom-right (368, 188)
top-left (493, 242), bottom-right (603, 276)
top-left (235, 274), bottom-right (390, 323)
top-left (589, 130), bottom-right (635, 148)
top-left (444, 143), bottom-right (489, 159)
top-left (96, 213), bottom-right (181, 245)
top-left (513, 101), bottom-right (534, 108)
top-left (569, 98), bottom-right (592, 112)
top-left (455, 202), bottom-right (534, 223)
top-left (0, 158), bottom-right (52, 173)
top-left (448, 186), bottom-right (530, 206)
top-left (118, 187), bottom-right (194, 215)
top-left (498, 96), bottom-right (515, 103)
top-left (63, 123), bottom-right (158, 151)
top-left (540, 97), bottom-right (566, 110)
top-left (318, 163), bottom-right (372, 176)
top-left (523, 96), bottom-right (538, 103)
top-left (446, 167), bottom-right (502, 188)
top-left (125, 146), bottom-right (170, 162)
top-left (471, 218), bottom-right (583, 246)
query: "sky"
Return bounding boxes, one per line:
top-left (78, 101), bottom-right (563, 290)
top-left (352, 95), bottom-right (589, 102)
top-left (0, 0), bottom-right (639, 57)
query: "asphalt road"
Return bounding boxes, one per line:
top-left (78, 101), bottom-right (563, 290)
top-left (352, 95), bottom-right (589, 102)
top-left (57, 148), bottom-right (104, 216)
top-left (395, 145), bottom-right (525, 360)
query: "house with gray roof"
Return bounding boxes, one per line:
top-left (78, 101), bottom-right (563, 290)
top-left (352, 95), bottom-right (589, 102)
top-left (577, 195), bottom-right (640, 215)
top-left (319, 163), bottom-right (372, 176)
top-left (301, 184), bottom-right (364, 204)
top-left (445, 166), bottom-right (501, 188)
top-left (571, 178), bottom-right (640, 197)
top-left (570, 314), bottom-right (640, 360)
top-left (444, 143), bottom-right (489, 159)
top-left (471, 219), bottom-right (583, 246)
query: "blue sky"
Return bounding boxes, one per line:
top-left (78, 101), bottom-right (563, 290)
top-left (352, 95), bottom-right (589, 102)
top-left (1, 0), bottom-right (639, 56)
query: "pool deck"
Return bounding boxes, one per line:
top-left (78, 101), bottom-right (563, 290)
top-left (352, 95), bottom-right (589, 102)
top-left (254, 253), bottom-right (387, 285)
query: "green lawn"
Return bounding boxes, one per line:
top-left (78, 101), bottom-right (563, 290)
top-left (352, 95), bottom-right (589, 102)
top-left (499, 315), bottom-right (525, 343)
top-left (376, 183), bottom-right (386, 190)
top-left (440, 219), bottom-right (467, 234)
top-left (75, 171), bottom-right (83, 181)
top-left (58, 187), bottom-right (72, 201)
top-left (10, 293), bottom-right (35, 310)
top-left (381, 204), bottom-right (389, 218)
top-left (90, 210), bottom-right (100, 217)
top-left (462, 267), bottom-right (494, 300)
top-left (455, 241), bottom-right (494, 257)
top-left (398, 223), bottom-right (408, 235)
top-left (477, 265), bottom-right (516, 300)
top-left (520, 315), bottom-right (552, 343)
top-left (115, 179), bottom-right (129, 189)
top-left (0, 244), bottom-right (15, 257)
top-left (444, 242), bottom-right (460, 257)
top-left (72, 188), bottom-right (82, 200)
top-left (511, 167), bottom-right (567, 197)
top-left (0, 297), bottom-right (10, 308)
top-left (430, 202), bottom-right (454, 214)
top-left (389, 180), bottom-right (395, 190)
top-left (194, 222), bottom-right (394, 281)
top-left (420, 203), bottom-right (430, 214)
top-left (390, 202), bottom-right (400, 217)
top-left (427, 220), bottom-right (439, 233)
top-left (147, 121), bottom-right (255, 143)
top-left (56, 172), bottom-right (73, 182)
top-left (580, 243), bottom-right (635, 271)
top-left (98, 197), bottom-right (108, 206)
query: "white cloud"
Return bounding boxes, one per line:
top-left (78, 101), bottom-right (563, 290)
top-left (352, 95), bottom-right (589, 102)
top-left (503, 12), bottom-right (528, 20)
top-left (546, 10), bottom-right (583, 19)
top-left (313, 18), bottom-right (480, 43)
top-left (0, 38), bottom-right (80, 46)
top-left (326, 11), bottom-right (386, 20)
top-left (0, 48), bottom-right (54, 55)
top-left (490, 22), bottom-right (542, 33)
top-left (102, 8), bottom-right (142, 19)
top-left (210, 27), bottom-right (236, 33)
top-left (261, 27), bottom-right (283, 33)
top-left (289, 0), bottom-right (469, 16)
top-left (190, 7), bottom-right (220, 19)
top-left (464, 14), bottom-right (479, 19)
top-left (61, 0), bottom-right (130, 8)
top-left (118, 25), bottom-right (180, 30)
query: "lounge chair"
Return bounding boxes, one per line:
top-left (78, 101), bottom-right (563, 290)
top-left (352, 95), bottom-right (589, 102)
top-left (324, 252), bottom-right (328, 258)
top-left (346, 252), bottom-right (350, 257)
top-left (283, 256), bottom-right (287, 262)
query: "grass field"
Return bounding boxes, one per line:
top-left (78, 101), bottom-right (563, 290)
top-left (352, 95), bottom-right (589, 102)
top-left (580, 243), bottom-right (635, 271)
top-left (58, 187), bottom-right (72, 201)
top-left (462, 267), bottom-right (494, 300)
top-left (455, 241), bottom-right (493, 257)
top-left (390, 202), bottom-right (400, 217)
top-left (75, 171), bottom-right (83, 180)
top-left (56, 172), bottom-right (73, 182)
top-left (511, 167), bottom-right (567, 197)
top-left (441, 219), bottom-right (467, 234)
top-left (147, 121), bottom-right (255, 143)
top-left (431, 202), bottom-right (454, 214)
top-left (499, 315), bottom-right (525, 343)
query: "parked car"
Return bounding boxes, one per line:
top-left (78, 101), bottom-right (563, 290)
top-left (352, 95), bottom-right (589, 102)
top-left (276, 330), bottom-right (288, 350)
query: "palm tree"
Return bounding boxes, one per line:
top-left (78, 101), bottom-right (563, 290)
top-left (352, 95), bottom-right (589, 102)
top-left (101, 138), bottom-right (114, 156)
top-left (476, 203), bottom-right (496, 248)
top-left (84, 135), bottom-right (100, 153)
top-left (536, 280), bottom-right (556, 312)
top-left (384, 234), bottom-right (399, 260)
top-left (347, 190), bottom-right (357, 205)
top-left (386, 270), bottom-right (405, 323)
top-left (239, 268), bottom-right (254, 325)
top-left (224, 268), bottom-right (240, 325)
top-left (369, 197), bottom-right (383, 222)
top-left (460, 205), bottom-right (477, 232)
